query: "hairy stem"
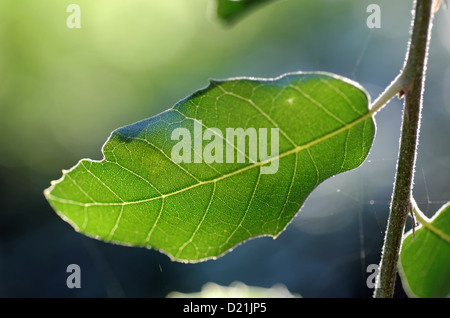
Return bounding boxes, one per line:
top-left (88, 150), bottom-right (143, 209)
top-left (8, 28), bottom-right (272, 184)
top-left (374, 0), bottom-right (435, 298)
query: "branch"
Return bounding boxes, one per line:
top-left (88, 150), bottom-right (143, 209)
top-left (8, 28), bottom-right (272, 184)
top-left (374, 0), bottom-right (435, 298)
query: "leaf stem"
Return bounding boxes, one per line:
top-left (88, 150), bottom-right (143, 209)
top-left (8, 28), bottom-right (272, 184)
top-left (374, 0), bottom-right (435, 298)
top-left (369, 74), bottom-right (404, 115)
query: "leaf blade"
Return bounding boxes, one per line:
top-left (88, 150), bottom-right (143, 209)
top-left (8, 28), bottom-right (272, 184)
top-left (399, 202), bottom-right (450, 298)
top-left (45, 71), bottom-right (374, 262)
top-left (215, 0), bottom-right (278, 24)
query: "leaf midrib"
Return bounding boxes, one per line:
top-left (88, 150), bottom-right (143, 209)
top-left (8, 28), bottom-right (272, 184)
top-left (413, 202), bottom-right (450, 245)
top-left (45, 106), bottom-right (373, 207)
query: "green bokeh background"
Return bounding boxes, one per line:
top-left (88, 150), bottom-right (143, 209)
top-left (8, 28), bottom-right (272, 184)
top-left (1, 0), bottom-right (449, 297)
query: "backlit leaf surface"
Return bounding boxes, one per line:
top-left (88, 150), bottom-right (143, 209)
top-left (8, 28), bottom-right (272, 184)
top-left (45, 72), bottom-right (374, 262)
top-left (399, 203), bottom-right (450, 297)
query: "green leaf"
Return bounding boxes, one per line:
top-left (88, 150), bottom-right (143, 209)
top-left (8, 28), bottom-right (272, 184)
top-left (44, 71), bottom-right (374, 263)
top-left (215, 0), bottom-right (278, 24)
top-left (166, 281), bottom-right (301, 298)
top-left (399, 202), bottom-right (450, 298)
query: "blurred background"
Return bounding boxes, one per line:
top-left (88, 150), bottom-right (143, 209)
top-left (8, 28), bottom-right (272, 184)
top-left (0, 0), bottom-right (449, 298)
